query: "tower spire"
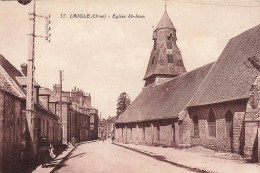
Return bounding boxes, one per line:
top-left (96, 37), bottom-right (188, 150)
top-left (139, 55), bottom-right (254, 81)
top-left (143, 7), bottom-right (187, 86)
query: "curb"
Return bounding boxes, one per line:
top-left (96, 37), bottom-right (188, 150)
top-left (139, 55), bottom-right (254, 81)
top-left (114, 143), bottom-right (211, 173)
top-left (50, 144), bottom-right (79, 173)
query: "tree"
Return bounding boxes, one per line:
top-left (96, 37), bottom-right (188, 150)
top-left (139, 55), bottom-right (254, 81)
top-left (117, 92), bottom-right (131, 116)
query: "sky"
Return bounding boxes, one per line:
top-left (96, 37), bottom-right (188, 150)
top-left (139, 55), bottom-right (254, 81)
top-left (0, 0), bottom-right (259, 119)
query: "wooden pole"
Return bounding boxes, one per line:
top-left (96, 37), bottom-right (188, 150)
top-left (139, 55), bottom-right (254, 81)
top-left (26, 0), bottom-right (36, 157)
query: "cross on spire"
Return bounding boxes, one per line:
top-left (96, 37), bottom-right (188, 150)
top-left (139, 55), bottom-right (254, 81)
top-left (164, 0), bottom-right (168, 11)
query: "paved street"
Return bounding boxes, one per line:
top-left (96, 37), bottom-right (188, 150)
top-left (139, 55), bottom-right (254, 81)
top-left (54, 140), bottom-right (194, 173)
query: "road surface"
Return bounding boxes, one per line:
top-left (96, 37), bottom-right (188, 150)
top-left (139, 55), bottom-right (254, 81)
top-left (54, 140), bottom-right (194, 173)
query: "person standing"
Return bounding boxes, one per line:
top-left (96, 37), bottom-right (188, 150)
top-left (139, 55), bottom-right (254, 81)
top-left (40, 135), bottom-right (50, 168)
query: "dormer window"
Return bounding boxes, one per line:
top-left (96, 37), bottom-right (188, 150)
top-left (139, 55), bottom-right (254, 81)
top-left (151, 56), bottom-right (155, 65)
top-left (167, 54), bottom-right (173, 63)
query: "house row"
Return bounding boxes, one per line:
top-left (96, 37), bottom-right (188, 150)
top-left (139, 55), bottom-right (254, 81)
top-left (98, 116), bottom-right (117, 139)
top-left (115, 9), bottom-right (260, 162)
top-left (0, 55), bottom-right (99, 172)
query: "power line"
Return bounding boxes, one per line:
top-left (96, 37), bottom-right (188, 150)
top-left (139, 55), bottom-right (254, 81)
top-left (169, 0), bottom-right (260, 7)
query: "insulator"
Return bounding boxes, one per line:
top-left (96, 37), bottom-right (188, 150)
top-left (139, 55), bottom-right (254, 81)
top-left (48, 27), bottom-right (51, 31)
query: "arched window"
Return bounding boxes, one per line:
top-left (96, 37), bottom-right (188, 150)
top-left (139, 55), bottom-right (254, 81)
top-left (193, 115), bottom-right (199, 136)
top-left (225, 110), bottom-right (233, 138)
top-left (207, 108), bottom-right (216, 137)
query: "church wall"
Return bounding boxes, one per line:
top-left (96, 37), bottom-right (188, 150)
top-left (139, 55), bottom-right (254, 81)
top-left (115, 125), bottom-right (123, 143)
top-left (178, 115), bottom-right (191, 147)
top-left (144, 122), bottom-right (153, 145)
top-left (115, 118), bottom-right (178, 147)
top-left (188, 99), bottom-right (247, 153)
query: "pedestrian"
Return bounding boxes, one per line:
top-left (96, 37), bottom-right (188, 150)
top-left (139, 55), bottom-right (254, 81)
top-left (111, 136), bottom-right (115, 143)
top-left (40, 135), bottom-right (50, 168)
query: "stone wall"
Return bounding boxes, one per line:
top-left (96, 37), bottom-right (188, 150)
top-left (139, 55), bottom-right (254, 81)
top-left (188, 99), bottom-right (247, 153)
top-left (115, 118), bottom-right (178, 147)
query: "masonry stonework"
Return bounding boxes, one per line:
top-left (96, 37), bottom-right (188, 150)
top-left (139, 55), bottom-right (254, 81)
top-left (188, 100), bottom-right (247, 153)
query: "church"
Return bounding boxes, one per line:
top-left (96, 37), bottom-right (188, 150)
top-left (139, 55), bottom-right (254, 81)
top-left (115, 9), bottom-right (260, 162)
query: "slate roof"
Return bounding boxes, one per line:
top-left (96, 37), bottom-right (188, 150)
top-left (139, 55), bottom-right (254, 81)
top-left (0, 54), bottom-right (58, 119)
top-left (16, 77), bottom-right (40, 87)
top-left (188, 24), bottom-right (260, 107)
top-left (0, 54), bottom-right (25, 97)
top-left (155, 11), bottom-right (175, 31)
top-left (116, 62), bottom-right (213, 124)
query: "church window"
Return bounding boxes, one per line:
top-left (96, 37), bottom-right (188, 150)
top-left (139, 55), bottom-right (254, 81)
top-left (207, 108), bottom-right (216, 137)
top-left (193, 115), bottom-right (199, 137)
top-left (167, 54), bottom-right (174, 63)
top-left (167, 40), bottom-right (172, 49)
top-left (225, 110), bottom-right (233, 138)
top-left (151, 56), bottom-right (155, 65)
top-left (154, 40), bottom-right (157, 51)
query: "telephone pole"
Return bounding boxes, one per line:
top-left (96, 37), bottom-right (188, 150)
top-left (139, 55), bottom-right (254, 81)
top-left (59, 70), bottom-right (63, 143)
top-left (25, 0), bottom-right (51, 157)
top-left (26, 0), bottom-right (36, 156)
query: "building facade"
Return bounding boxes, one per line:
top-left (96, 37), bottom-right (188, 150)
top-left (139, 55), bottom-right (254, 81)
top-left (0, 55), bottom-right (61, 172)
top-left (115, 9), bottom-right (260, 162)
top-left (98, 116), bottom-right (117, 139)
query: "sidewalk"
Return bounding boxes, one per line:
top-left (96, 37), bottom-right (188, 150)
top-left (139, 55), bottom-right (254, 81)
top-left (115, 143), bottom-right (259, 173)
top-left (32, 143), bottom-right (78, 173)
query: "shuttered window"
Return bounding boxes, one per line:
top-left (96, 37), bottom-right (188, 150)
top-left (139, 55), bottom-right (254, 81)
top-left (208, 109), bottom-right (216, 137)
top-left (225, 111), bottom-right (233, 138)
top-left (167, 54), bottom-right (174, 63)
top-left (193, 115), bottom-right (199, 137)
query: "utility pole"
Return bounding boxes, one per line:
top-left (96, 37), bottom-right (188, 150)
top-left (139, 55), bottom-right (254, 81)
top-left (26, 0), bottom-right (36, 156)
top-left (60, 70), bottom-right (63, 122)
top-left (59, 70), bottom-right (63, 143)
top-left (25, 0), bottom-right (51, 157)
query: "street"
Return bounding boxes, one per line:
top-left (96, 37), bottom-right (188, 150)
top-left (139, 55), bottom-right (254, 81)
top-left (53, 140), bottom-right (194, 173)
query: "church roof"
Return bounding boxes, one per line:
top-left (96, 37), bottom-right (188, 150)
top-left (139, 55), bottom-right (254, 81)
top-left (116, 62), bottom-right (213, 124)
top-left (188, 24), bottom-right (260, 107)
top-left (155, 11), bottom-right (175, 30)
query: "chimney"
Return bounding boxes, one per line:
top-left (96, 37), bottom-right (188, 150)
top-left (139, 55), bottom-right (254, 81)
top-left (53, 84), bottom-right (61, 95)
top-left (21, 63), bottom-right (27, 77)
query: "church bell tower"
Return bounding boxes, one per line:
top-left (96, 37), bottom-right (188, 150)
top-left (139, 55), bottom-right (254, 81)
top-left (143, 9), bottom-right (186, 86)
